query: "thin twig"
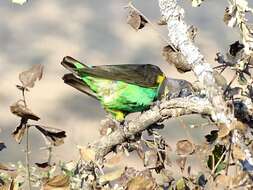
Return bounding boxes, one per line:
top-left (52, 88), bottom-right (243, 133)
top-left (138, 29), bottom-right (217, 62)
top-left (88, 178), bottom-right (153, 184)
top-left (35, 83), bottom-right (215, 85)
top-left (22, 88), bottom-right (31, 190)
top-left (22, 88), bottom-right (27, 107)
top-left (25, 125), bottom-right (32, 190)
top-left (127, 2), bottom-right (178, 51)
top-left (226, 141), bottom-right (232, 175)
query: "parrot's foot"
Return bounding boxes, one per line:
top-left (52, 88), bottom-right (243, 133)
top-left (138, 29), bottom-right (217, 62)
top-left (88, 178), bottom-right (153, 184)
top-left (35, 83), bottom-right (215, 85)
top-left (99, 117), bottom-right (121, 136)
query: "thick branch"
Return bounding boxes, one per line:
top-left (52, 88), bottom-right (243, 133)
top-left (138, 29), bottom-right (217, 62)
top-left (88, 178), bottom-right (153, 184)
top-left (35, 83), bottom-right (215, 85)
top-left (158, 0), bottom-right (231, 124)
top-left (158, 0), bottom-right (253, 171)
top-left (90, 96), bottom-right (214, 158)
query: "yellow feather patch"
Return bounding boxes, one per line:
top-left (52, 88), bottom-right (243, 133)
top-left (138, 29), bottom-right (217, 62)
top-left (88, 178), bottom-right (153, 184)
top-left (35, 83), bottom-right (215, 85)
top-left (107, 109), bottom-right (125, 121)
top-left (115, 111), bottom-right (125, 122)
top-left (156, 75), bottom-right (165, 84)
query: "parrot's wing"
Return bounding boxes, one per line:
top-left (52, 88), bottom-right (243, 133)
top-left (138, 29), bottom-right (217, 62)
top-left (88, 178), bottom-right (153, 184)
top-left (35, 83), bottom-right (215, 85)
top-left (62, 73), bottom-right (98, 100)
top-left (61, 56), bottom-right (89, 74)
top-left (61, 56), bottom-right (164, 88)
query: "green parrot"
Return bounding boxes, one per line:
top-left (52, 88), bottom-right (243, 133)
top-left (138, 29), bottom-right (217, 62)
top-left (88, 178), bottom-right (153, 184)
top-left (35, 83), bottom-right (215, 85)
top-left (61, 56), bottom-right (193, 121)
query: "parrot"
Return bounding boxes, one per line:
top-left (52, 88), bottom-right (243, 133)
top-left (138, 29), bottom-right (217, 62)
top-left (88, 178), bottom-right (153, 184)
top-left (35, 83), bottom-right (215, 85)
top-left (61, 56), bottom-right (193, 121)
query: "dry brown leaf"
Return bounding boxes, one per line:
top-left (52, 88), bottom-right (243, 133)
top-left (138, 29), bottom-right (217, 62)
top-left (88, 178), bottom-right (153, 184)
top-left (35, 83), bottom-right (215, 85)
top-left (213, 71), bottom-right (227, 89)
top-left (232, 145), bottom-right (246, 160)
top-left (144, 150), bottom-right (158, 168)
top-left (0, 163), bottom-right (15, 172)
top-left (127, 9), bottom-right (148, 31)
top-left (78, 146), bottom-right (96, 162)
top-left (176, 140), bottom-right (195, 155)
top-left (43, 175), bottom-right (70, 190)
top-left (35, 162), bottom-right (51, 170)
top-left (104, 152), bottom-right (124, 168)
top-left (162, 45), bottom-right (191, 73)
top-left (176, 157), bottom-right (187, 173)
top-left (10, 101), bottom-right (40, 121)
top-left (217, 124), bottom-right (231, 138)
top-left (0, 141), bottom-right (6, 151)
top-left (215, 174), bottom-right (231, 188)
top-left (12, 123), bottom-right (26, 144)
top-left (233, 120), bottom-right (248, 132)
top-left (232, 171), bottom-right (247, 186)
top-left (99, 168), bottom-right (124, 184)
top-left (19, 64), bottom-right (43, 88)
top-left (127, 176), bottom-right (156, 190)
top-left (34, 125), bottom-right (66, 146)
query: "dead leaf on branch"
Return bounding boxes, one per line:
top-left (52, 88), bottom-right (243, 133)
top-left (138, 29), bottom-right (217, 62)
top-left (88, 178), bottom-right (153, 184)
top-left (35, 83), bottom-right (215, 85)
top-left (127, 8), bottom-right (148, 31)
top-left (35, 162), bottom-right (52, 170)
top-left (10, 101), bottom-right (40, 121)
top-left (217, 124), bottom-right (231, 138)
top-left (78, 146), bottom-right (96, 162)
top-left (213, 71), bottom-right (227, 90)
top-left (232, 120), bottom-right (248, 132)
top-left (0, 163), bottom-right (15, 172)
top-left (19, 64), bottom-right (43, 88)
top-left (215, 174), bottom-right (231, 188)
top-left (229, 41), bottom-right (245, 56)
top-left (162, 45), bottom-right (192, 73)
top-left (12, 121), bottom-right (26, 144)
top-left (104, 152), bottom-right (124, 168)
top-left (0, 142), bottom-right (6, 151)
top-left (232, 145), bottom-right (246, 160)
top-left (127, 176), bottom-right (156, 190)
top-left (34, 125), bottom-right (66, 146)
top-left (176, 140), bottom-right (195, 156)
top-left (176, 157), bottom-right (187, 173)
top-left (43, 175), bottom-right (70, 190)
top-left (99, 168), bottom-right (125, 184)
top-left (144, 150), bottom-right (158, 168)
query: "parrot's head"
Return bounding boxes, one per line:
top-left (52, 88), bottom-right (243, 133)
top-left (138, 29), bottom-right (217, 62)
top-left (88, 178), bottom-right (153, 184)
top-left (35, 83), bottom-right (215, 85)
top-left (157, 78), bottom-right (194, 100)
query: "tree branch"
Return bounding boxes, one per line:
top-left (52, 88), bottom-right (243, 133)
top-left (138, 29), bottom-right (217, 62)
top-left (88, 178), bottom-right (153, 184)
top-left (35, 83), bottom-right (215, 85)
top-left (89, 96), bottom-right (213, 158)
top-left (158, 0), bottom-right (253, 172)
top-left (158, 0), bottom-right (233, 124)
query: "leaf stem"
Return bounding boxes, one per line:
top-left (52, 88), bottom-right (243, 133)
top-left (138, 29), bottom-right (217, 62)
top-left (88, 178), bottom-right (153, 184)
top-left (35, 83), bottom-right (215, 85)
top-left (26, 125), bottom-right (32, 190)
top-left (22, 88), bottom-right (27, 107)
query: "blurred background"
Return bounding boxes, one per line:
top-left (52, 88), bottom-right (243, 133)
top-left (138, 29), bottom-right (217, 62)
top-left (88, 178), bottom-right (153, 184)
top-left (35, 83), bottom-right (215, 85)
top-left (0, 0), bottom-right (250, 170)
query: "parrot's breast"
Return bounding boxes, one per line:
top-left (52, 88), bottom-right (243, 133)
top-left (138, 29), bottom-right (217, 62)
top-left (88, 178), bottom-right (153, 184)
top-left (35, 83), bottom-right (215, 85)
top-left (81, 76), bottom-right (158, 112)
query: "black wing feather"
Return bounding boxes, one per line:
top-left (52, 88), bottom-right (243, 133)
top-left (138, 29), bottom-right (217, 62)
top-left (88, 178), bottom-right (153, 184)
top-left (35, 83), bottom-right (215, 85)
top-left (62, 73), bottom-right (98, 100)
top-left (61, 56), bottom-right (164, 87)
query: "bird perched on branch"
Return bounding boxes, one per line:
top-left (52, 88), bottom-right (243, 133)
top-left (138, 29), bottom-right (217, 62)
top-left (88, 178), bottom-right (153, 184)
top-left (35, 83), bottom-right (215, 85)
top-left (61, 56), bottom-right (193, 121)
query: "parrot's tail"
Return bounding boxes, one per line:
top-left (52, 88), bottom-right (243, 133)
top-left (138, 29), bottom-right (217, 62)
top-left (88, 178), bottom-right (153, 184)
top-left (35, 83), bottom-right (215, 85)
top-left (62, 73), bottom-right (98, 99)
top-left (61, 56), bottom-right (89, 74)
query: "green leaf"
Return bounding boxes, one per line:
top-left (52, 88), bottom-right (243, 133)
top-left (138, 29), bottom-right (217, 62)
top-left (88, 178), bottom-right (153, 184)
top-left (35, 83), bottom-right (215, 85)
top-left (207, 144), bottom-right (226, 173)
top-left (12, 0), bottom-right (27, 5)
top-left (176, 178), bottom-right (186, 190)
